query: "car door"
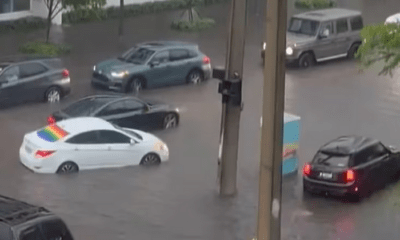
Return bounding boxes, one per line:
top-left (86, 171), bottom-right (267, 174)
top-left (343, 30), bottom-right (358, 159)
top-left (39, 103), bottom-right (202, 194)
top-left (0, 65), bottom-right (22, 104)
top-left (96, 99), bottom-right (148, 130)
top-left (334, 18), bottom-right (351, 55)
top-left (314, 21), bottom-right (337, 60)
top-left (97, 130), bottom-right (141, 166)
top-left (372, 143), bottom-right (396, 181)
top-left (145, 50), bottom-right (174, 87)
top-left (39, 218), bottom-right (74, 240)
top-left (64, 130), bottom-right (107, 169)
top-left (169, 49), bottom-right (192, 84)
top-left (354, 147), bottom-right (385, 189)
top-left (18, 62), bottom-right (49, 101)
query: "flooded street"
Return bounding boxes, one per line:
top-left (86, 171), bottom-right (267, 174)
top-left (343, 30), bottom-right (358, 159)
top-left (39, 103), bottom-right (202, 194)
top-left (1, 0), bottom-right (400, 239)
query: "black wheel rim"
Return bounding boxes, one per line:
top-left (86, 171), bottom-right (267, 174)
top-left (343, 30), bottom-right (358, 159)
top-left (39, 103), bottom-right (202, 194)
top-left (142, 154), bottom-right (159, 165)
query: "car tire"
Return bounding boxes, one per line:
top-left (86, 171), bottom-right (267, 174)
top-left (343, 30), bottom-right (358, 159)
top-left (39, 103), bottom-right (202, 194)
top-left (140, 153), bottom-right (161, 166)
top-left (298, 53), bottom-right (314, 69)
top-left (347, 44), bottom-right (360, 59)
top-left (186, 69), bottom-right (204, 84)
top-left (56, 161), bottom-right (79, 174)
top-left (128, 77), bottom-right (145, 93)
top-left (45, 87), bottom-right (61, 103)
top-left (163, 113), bottom-right (179, 129)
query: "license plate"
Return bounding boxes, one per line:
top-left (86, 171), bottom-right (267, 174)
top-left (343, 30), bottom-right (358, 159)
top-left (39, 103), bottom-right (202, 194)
top-left (319, 172), bottom-right (333, 179)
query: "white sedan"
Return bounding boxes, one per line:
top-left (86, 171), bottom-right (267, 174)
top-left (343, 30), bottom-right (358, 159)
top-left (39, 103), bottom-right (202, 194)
top-left (19, 117), bottom-right (169, 174)
top-left (385, 13), bottom-right (400, 24)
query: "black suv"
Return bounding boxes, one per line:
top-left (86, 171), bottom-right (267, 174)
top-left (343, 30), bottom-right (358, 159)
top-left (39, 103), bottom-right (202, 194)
top-left (0, 195), bottom-right (74, 240)
top-left (0, 56), bottom-right (71, 106)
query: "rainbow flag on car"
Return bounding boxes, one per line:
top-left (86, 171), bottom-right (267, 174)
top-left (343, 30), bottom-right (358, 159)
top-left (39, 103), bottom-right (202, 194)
top-left (37, 124), bottom-right (69, 142)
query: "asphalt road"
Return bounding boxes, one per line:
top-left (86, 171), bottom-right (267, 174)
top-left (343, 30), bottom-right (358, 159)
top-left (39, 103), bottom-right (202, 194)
top-left (1, 0), bottom-right (400, 240)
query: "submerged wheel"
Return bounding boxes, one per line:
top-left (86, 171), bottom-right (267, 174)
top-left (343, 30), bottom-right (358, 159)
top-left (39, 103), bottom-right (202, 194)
top-left (56, 161), bottom-right (79, 174)
top-left (128, 77), bottom-right (145, 93)
top-left (45, 87), bottom-right (61, 103)
top-left (298, 53), bottom-right (314, 69)
top-left (186, 69), bottom-right (204, 84)
top-left (163, 113), bottom-right (178, 129)
top-left (140, 153), bottom-right (161, 166)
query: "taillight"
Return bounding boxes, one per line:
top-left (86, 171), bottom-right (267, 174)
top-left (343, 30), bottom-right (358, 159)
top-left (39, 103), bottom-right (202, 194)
top-left (35, 150), bottom-right (55, 158)
top-left (346, 169), bottom-right (355, 182)
top-left (203, 56), bottom-right (210, 64)
top-left (303, 163), bottom-right (311, 176)
top-left (62, 69), bottom-right (69, 78)
top-left (47, 115), bottom-right (56, 125)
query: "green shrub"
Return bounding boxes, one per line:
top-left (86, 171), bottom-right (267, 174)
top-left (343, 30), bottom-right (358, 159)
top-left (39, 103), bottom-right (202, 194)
top-left (0, 17), bottom-right (46, 34)
top-left (19, 41), bottom-right (72, 57)
top-left (171, 18), bottom-right (215, 31)
top-left (62, 0), bottom-right (230, 25)
top-left (295, 0), bottom-right (336, 10)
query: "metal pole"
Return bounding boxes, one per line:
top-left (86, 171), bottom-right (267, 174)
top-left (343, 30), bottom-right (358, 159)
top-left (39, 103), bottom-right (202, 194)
top-left (119, 0), bottom-right (124, 37)
top-left (256, 0), bottom-right (287, 238)
top-left (217, 0), bottom-right (248, 196)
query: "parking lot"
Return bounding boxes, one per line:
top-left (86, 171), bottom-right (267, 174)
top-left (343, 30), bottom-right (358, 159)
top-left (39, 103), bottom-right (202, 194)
top-left (2, 0), bottom-right (400, 239)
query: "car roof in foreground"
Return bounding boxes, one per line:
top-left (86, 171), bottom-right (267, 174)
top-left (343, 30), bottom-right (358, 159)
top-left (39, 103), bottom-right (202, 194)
top-left (55, 117), bottom-right (115, 134)
top-left (293, 8), bottom-right (362, 21)
top-left (0, 55), bottom-right (61, 65)
top-left (138, 41), bottom-right (198, 51)
top-left (75, 94), bottom-right (145, 104)
top-left (319, 136), bottom-right (380, 155)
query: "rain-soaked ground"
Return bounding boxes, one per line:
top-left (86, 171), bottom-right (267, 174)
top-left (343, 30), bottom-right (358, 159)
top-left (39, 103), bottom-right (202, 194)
top-left (1, 0), bottom-right (400, 239)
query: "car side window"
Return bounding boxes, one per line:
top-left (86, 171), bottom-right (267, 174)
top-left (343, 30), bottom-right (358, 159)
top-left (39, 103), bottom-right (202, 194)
top-left (0, 65), bottom-right (20, 83)
top-left (350, 16), bottom-right (363, 31)
top-left (151, 51), bottom-right (170, 64)
top-left (66, 131), bottom-right (99, 144)
top-left (336, 18), bottom-right (349, 34)
top-left (97, 130), bottom-right (131, 144)
top-left (371, 143), bottom-right (388, 158)
top-left (40, 219), bottom-right (74, 240)
top-left (123, 99), bottom-right (145, 111)
top-left (97, 101), bottom-right (127, 116)
top-left (169, 49), bottom-right (189, 61)
top-left (19, 226), bottom-right (43, 240)
top-left (19, 63), bottom-right (48, 78)
top-left (319, 21), bottom-right (333, 37)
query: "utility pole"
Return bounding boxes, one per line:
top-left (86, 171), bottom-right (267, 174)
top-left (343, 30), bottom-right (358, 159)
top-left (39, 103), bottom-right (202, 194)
top-left (256, 0), bottom-right (287, 239)
top-left (119, 0), bottom-right (124, 37)
top-left (214, 0), bottom-right (247, 196)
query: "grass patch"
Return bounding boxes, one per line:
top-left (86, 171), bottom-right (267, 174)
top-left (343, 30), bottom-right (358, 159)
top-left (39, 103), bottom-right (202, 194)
top-left (0, 17), bottom-right (47, 35)
top-left (295, 0), bottom-right (336, 10)
top-left (171, 18), bottom-right (216, 31)
top-left (19, 41), bottom-right (72, 57)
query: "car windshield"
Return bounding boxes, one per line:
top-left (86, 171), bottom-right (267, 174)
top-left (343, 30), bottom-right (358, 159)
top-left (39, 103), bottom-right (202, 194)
top-left (113, 124), bottom-right (143, 140)
top-left (122, 47), bottom-right (155, 64)
top-left (312, 151), bottom-right (350, 167)
top-left (288, 18), bottom-right (320, 36)
top-left (119, 47), bottom-right (138, 60)
top-left (62, 98), bottom-right (110, 117)
top-left (0, 64), bottom-right (9, 73)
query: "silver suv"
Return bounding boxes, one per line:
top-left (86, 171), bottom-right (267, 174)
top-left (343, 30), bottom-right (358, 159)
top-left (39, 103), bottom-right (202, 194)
top-left (261, 8), bottom-right (363, 68)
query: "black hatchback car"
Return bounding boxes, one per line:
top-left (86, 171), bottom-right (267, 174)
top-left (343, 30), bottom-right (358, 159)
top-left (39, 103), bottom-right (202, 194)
top-left (0, 57), bottom-right (71, 107)
top-left (48, 95), bottom-right (180, 130)
top-left (303, 136), bottom-right (400, 199)
top-left (0, 195), bottom-right (74, 240)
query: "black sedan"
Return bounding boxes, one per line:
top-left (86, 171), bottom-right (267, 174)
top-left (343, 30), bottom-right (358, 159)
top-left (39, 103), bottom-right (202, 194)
top-left (303, 135), bottom-right (400, 200)
top-left (47, 95), bottom-right (180, 130)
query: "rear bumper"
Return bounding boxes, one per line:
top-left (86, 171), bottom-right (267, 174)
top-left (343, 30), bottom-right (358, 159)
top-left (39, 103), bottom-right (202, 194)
top-left (19, 146), bottom-right (56, 174)
top-left (303, 176), bottom-right (356, 196)
top-left (202, 64), bottom-right (212, 80)
top-left (54, 78), bottom-right (71, 97)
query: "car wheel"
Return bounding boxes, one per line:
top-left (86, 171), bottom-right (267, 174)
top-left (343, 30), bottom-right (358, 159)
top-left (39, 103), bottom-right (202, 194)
top-left (163, 113), bottom-right (178, 129)
top-left (347, 44), bottom-right (360, 59)
top-left (140, 153), bottom-right (161, 166)
top-left (186, 69), bottom-right (204, 84)
top-left (298, 53), bottom-right (314, 69)
top-left (56, 161), bottom-right (79, 174)
top-left (129, 77), bottom-right (144, 93)
top-left (45, 87), bottom-right (61, 103)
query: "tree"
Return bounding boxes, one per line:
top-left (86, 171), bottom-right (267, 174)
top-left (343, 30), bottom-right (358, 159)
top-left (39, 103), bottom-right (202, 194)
top-left (356, 23), bottom-right (400, 77)
top-left (44, 0), bottom-right (65, 43)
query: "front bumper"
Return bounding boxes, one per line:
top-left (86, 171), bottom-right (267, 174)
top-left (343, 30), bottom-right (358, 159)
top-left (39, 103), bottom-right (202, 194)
top-left (91, 72), bottom-right (125, 91)
top-left (19, 146), bottom-right (56, 174)
top-left (303, 176), bottom-right (356, 196)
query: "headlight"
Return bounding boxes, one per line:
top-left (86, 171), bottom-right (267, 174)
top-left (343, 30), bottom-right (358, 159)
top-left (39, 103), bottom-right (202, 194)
top-left (111, 71), bottom-right (128, 78)
top-left (154, 141), bottom-right (168, 152)
top-left (93, 65), bottom-right (96, 71)
top-left (263, 42), bottom-right (267, 50)
top-left (286, 47), bottom-right (293, 55)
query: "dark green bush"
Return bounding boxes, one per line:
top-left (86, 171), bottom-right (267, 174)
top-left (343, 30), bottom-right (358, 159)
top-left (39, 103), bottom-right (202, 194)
top-left (19, 41), bottom-right (72, 57)
top-left (0, 17), bottom-right (46, 34)
top-left (295, 0), bottom-right (336, 9)
top-left (62, 0), bottom-right (230, 25)
top-left (171, 18), bottom-right (215, 31)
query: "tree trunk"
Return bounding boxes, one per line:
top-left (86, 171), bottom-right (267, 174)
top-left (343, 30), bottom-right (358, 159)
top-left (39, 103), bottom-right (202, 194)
top-left (46, 0), bottom-right (54, 43)
top-left (119, 0), bottom-right (124, 36)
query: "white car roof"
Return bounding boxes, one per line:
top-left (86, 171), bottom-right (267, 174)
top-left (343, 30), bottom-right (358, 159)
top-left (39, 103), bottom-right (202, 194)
top-left (56, 117), bottom-right (115, 134)
top-left (386, 13), bottom-right (400, 23)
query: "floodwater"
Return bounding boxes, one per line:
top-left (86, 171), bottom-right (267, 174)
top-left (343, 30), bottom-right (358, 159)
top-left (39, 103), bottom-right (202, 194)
top-left (1, 0), bottom-right (400, 239)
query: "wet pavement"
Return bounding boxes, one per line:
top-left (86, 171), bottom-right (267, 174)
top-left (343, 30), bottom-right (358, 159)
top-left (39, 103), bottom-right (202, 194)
top-left (1, 0), bottom-right (400, 239)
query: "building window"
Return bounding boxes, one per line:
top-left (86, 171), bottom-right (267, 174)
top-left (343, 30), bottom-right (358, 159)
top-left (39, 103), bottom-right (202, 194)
top-left (0, 0), bottom-right (30, 14)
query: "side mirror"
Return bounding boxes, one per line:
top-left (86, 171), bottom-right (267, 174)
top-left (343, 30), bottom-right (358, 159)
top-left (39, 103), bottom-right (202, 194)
top-left (130, 139), bottom-right (136, 145)
top-left (389, 145), bottom-right (397, 152)
top-left (150, 61), bottom-right (160, 67)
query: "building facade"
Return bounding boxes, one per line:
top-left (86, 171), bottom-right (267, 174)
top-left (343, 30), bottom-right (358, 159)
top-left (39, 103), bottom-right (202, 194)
top-left (0, 0), bottom-right (159, 25)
